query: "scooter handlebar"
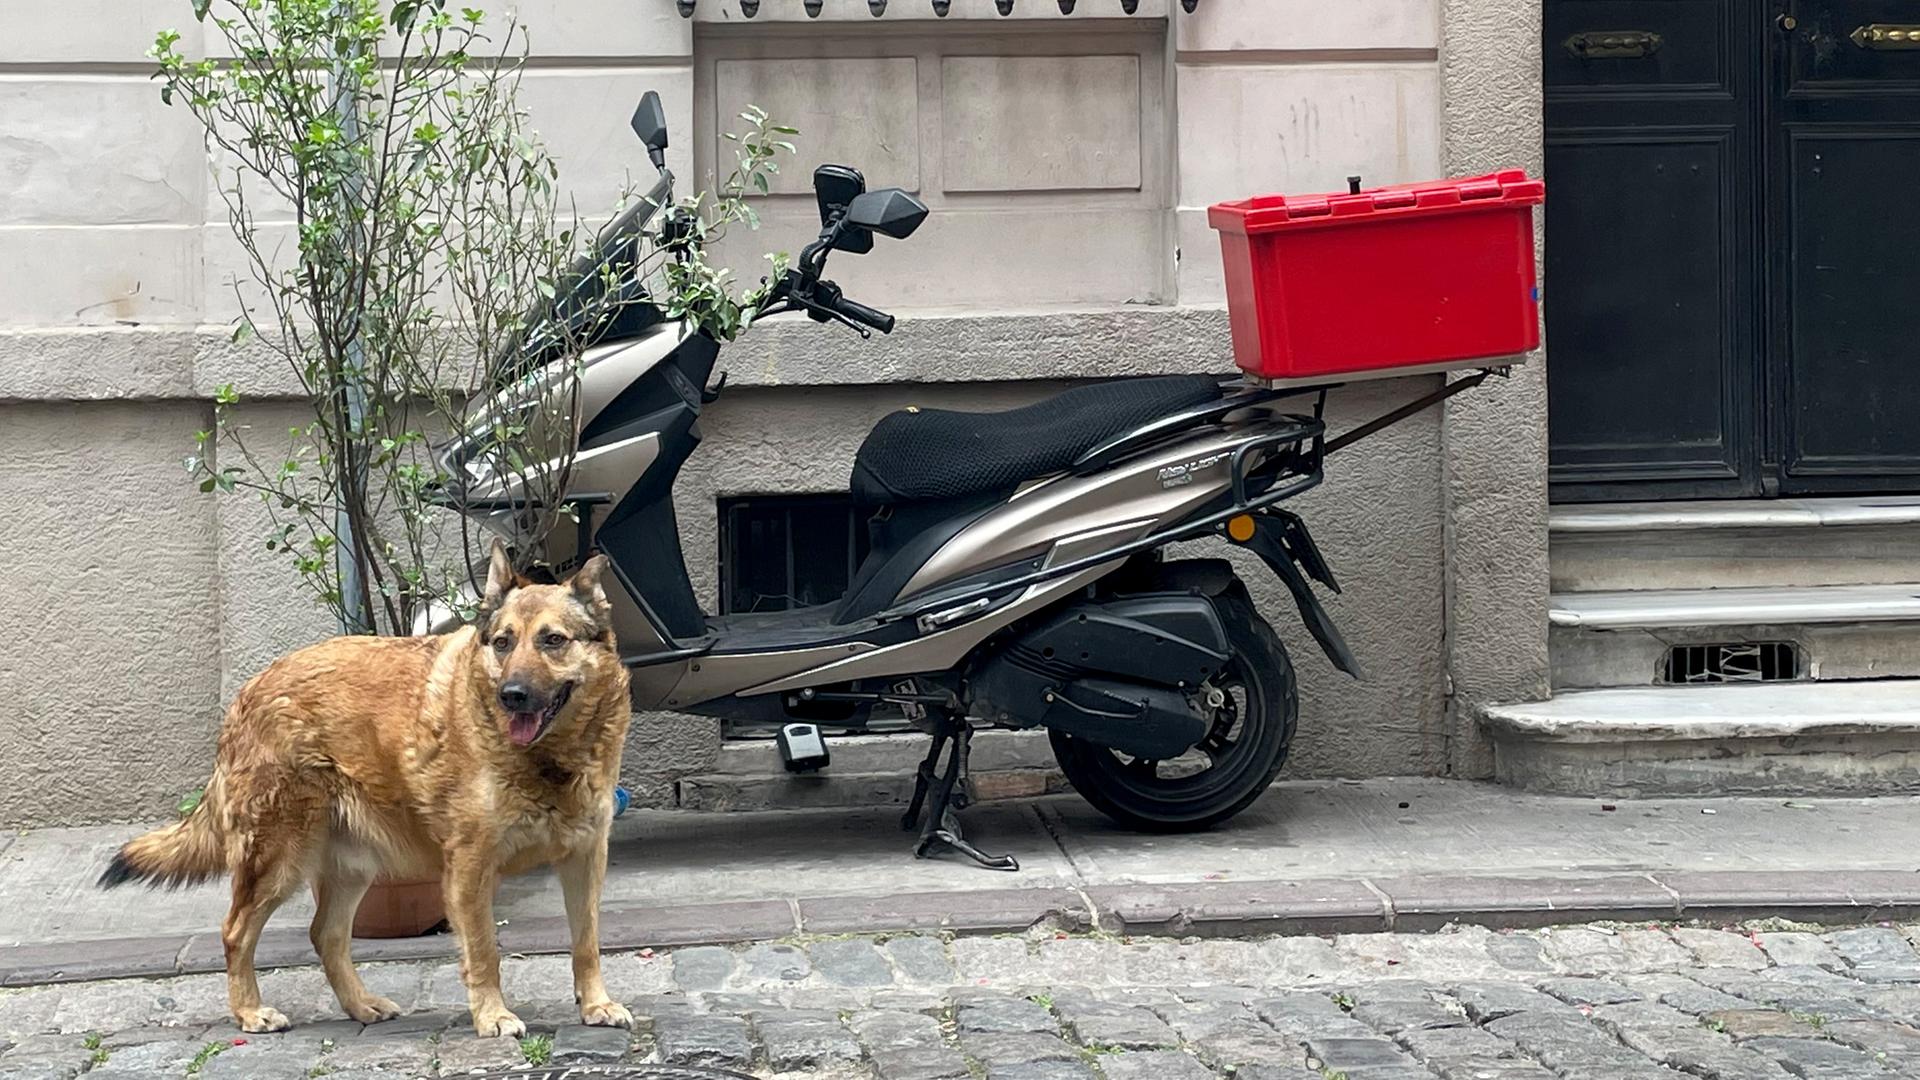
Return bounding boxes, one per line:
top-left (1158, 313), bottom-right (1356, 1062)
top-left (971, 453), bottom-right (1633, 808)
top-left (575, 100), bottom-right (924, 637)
top-left (833, 294), bottom-right (895, 335)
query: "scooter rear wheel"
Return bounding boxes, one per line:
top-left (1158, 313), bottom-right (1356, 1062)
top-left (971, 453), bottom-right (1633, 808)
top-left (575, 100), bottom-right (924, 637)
top-left (1048, 592), bottom-right (1298, 832)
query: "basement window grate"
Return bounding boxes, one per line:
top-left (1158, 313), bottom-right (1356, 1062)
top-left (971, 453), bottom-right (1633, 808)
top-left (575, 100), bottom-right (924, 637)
top-left (1661, 642), bottom-right (1798, 684)
top-left (717, 493), bottom-right (870, 616)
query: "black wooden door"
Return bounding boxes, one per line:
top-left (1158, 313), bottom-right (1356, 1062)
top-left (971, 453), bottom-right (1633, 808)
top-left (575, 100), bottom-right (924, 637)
top-left (1545, 0), bottom-right (1920, 501)
top-left (1770, 0), bottom-right (1920, 493)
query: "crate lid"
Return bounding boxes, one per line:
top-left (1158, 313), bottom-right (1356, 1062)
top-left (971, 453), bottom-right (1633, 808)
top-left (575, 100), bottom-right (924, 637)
top-left (1209, 169), bottom-right (1543, 235)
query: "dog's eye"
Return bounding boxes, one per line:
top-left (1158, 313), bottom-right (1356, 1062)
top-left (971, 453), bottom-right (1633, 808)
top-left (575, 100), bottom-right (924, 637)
top-left (491, 635), bottom-right (511, 653)
top-left (542, 632), bottom-right (569, 649)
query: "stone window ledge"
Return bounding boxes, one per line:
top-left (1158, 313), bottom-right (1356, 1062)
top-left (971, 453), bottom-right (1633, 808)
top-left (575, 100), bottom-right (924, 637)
top-left (0, 303), bottom-right (1241, 402)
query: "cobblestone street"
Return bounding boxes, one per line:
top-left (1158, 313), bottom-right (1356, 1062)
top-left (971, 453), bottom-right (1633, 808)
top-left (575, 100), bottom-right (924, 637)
top-left (4, 920), bottom-right (1920, 1078)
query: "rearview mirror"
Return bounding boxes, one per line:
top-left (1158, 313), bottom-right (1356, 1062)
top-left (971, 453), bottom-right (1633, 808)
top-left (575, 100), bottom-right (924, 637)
top-left (846, 188), bottom-right (928, 241)
top-left (631, 91), bottom-right (669, 171)
top-left (814, 165), bottom-right (872, 254)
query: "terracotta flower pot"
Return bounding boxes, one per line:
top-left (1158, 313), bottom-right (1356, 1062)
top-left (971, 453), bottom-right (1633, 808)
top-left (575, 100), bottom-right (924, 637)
top-left (351, 877), bottom-right (447, 939)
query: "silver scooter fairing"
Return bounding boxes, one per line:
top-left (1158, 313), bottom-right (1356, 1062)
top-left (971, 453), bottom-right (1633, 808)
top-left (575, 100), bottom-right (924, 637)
top-left (426, 314), bottom-right (1330, 721)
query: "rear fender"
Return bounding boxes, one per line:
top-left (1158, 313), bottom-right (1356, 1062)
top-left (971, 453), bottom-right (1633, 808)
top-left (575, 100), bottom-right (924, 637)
top-left (1237, 513), bottom-right (1360, 678)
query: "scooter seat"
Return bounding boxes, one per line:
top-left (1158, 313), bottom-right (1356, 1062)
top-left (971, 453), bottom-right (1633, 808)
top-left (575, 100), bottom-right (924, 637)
top-left (850, 375), bottom-right (1224, 506)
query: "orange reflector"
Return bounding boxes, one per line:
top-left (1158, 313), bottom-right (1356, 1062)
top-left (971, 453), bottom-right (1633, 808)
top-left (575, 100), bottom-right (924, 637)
top-left (1227, 514), bottom-right (1257, 542)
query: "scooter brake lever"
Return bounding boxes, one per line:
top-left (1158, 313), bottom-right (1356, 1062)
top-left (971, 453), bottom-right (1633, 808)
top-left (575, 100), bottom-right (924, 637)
top-left (820, 307), bottom-right (871, 339)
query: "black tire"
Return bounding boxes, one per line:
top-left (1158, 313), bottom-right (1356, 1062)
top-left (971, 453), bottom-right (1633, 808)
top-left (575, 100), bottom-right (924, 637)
top-left (1049, 589), bottom-right (1298, 832)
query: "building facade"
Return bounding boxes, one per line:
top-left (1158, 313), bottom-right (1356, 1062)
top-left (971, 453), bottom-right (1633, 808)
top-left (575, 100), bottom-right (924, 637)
top-left (0, 0), bottom-right (1547, 826)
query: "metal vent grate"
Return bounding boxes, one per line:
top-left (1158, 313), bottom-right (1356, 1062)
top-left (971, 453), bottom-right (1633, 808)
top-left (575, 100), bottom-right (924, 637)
top-left (717, 493), bottom-right (870, 616)
top-left (1661, 642), bottom-right (1798, 684)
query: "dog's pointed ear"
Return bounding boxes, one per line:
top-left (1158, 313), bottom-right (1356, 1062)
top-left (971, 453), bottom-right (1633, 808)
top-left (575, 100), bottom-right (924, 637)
top-left (564, 553), bottom-right (610, 614)
top-left (480, 540), bottom-right (518, 617)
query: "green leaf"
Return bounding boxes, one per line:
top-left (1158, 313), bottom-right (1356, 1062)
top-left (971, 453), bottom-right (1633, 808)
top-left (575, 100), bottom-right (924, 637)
top-left (191, 0), bottom-right (211, 21)
top-left (177, 788), bottom-right (204, 816)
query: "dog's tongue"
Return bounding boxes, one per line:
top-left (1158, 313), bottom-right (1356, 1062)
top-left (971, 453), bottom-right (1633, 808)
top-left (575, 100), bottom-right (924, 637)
top-left (508, 712), bottom-right (543, 746)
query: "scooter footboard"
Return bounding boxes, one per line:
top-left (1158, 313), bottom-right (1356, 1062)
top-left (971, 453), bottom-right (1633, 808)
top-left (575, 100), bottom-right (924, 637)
top-left (966, 594), bottom-right (1231, 759)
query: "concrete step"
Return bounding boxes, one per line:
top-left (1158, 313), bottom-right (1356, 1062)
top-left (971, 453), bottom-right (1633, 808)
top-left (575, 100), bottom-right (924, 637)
top-left (1551, 496), bottom-right (1920, 592)
top-left (1485, 679), bottom-right (1920, 797)
top-left (679, 729), bottom-right (1065, 811)
top-left (1550, 583), bottom-right (1920, 688)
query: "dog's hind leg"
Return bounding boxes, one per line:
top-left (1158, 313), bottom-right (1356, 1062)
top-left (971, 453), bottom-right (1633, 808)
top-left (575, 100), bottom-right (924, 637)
top-left (310, 847), bottom-right (401, 1024)
top-left (223, 847), bottom-right (304, 1033)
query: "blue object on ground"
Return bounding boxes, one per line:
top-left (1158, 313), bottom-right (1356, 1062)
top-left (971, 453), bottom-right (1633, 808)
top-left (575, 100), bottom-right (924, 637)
top-left (614, 784), bottom-right (631, 818)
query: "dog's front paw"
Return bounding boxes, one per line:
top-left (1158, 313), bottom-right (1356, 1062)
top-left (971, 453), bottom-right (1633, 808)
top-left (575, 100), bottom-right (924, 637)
top-left (472, 1007), bottom-right (526, 1039)
top-left (345, 995), bottom-right (403, 1024)
top-left (235, 1005), bottom-right (292, 1033)
top-left (581, 999), bottom-right (633, 1029)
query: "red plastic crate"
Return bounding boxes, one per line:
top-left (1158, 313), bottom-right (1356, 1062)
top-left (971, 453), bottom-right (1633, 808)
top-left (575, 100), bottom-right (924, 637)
top-left (1208, 169), bottom-right (1544, 381)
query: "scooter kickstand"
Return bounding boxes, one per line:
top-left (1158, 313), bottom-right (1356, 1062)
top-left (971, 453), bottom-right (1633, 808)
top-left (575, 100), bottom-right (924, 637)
top-left (901, 729), bottom-right (948, 832)
top-left (911, 723), bottom-right (1018, 872)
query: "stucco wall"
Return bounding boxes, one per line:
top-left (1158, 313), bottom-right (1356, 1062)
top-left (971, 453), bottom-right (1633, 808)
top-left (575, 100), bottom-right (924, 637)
top-left (1439, 0), bottom-right (1551, 776)
top-left (0, 0), bottom-right (1541, 827)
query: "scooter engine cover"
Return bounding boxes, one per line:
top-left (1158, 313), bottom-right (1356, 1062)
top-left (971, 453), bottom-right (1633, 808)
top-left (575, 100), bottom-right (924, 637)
top-left (968, 593), bottom-right (1229, 760)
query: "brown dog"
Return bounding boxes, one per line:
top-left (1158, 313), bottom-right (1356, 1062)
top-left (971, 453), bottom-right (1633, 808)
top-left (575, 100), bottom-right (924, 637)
top-left (98, 542), bottom-right (633, 1038)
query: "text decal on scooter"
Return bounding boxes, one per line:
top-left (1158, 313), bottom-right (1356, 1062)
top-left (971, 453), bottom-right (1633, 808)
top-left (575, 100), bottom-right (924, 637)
top-left (1158, 451), bottom-right (1231, 489)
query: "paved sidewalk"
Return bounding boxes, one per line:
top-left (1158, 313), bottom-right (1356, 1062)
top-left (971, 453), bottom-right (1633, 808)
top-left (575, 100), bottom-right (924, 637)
top-left (4, 780), bottom-right (1919, 985)
top-left (5, 920), bottom-right (1920, 1078)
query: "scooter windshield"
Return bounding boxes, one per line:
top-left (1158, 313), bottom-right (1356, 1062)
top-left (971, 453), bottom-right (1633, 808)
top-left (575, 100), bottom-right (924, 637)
top-left (501, 173), bottom-right (675, 377)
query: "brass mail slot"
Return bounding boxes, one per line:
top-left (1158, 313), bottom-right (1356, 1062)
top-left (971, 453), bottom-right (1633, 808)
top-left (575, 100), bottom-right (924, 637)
top-left (1850, 24), bottom-right (1920, 50)
top-left (1564, 30), bottom-right (1665, 59)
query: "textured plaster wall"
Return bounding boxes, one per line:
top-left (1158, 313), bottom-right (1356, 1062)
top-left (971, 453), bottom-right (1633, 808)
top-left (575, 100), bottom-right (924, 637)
top-left (1439, 0), bottom-right (1550, 775)
top-left (0, 403), bottom-right (222, 827)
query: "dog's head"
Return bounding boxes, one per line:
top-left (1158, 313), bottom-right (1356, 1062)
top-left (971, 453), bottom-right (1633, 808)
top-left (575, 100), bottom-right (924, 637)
top-left (475, 540), bottom-right (617, 748)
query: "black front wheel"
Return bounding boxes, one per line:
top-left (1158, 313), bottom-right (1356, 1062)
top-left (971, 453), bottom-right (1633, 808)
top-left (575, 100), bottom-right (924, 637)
top-left (1049, 591), bottom-right (1298, 832)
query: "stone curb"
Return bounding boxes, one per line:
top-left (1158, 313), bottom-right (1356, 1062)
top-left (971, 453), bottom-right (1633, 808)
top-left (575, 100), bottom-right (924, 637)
top-left (5, 869), bottom-right (1917, 988)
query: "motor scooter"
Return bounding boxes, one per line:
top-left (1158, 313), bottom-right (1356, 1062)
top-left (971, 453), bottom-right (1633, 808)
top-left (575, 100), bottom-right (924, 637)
top-left (431, 92), bottom-right (1498, 869)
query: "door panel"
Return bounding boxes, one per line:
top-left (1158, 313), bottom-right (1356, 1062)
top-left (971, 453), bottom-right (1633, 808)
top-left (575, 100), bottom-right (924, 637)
top-left (1773, 0), bottom-right (1920, 492)
top-left (1781, 130), bottom-right (1920, 478)
top-left (1545, 130), bottom-right (1747, 486)
top-left (1785, 0), bottom-right (1920, 92)
top-left (1544, 0), bottom-right (1732, 92)
top-left (1546, 0), bottom-right (1761, 499)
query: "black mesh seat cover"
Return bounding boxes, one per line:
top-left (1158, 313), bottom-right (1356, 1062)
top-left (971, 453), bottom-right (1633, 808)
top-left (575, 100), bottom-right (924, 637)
top-left (850, 375), bottom-right (1224, 506)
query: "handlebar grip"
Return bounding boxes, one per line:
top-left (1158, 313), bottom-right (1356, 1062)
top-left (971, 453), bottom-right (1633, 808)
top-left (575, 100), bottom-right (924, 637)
top-left (834, 295), bottom-right (895, 334)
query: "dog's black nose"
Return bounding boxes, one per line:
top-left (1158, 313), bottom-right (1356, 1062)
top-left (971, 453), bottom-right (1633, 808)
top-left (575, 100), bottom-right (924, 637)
top-left (499, 683), bottom-right (532, 711)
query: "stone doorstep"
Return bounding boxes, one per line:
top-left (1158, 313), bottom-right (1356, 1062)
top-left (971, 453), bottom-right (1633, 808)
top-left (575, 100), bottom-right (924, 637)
top-left (8, 870), bottom-right (1920, 987)
top-left (1482, 680), bottom-right (1920, 744)
top-left (1548, 582), bottom-right (1920, 630)
top-left (1548, 496), bottom-right (1920, 534)
top-left (1483, 680), bottom-right (1920, 798)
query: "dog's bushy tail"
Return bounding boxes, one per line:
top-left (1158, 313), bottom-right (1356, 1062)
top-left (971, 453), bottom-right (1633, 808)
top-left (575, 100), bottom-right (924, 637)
top-left (98, 775), bottom-right (226, 890)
